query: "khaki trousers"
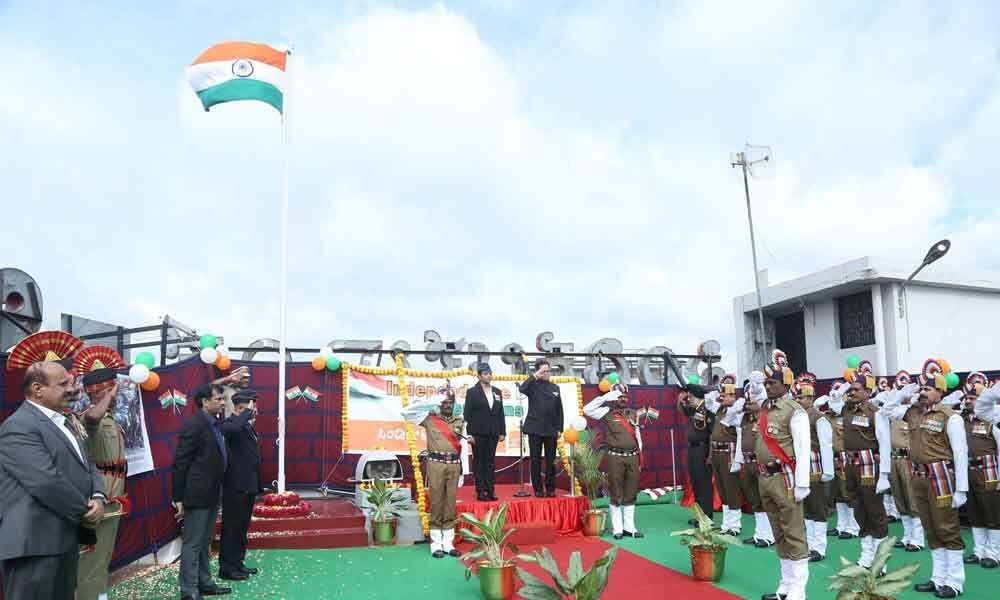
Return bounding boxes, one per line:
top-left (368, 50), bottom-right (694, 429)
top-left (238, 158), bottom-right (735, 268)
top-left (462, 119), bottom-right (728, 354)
top-left (911, 476), bottom-right (964, 551)
top-left (845, 463), bottom-right (888, 539)
top-left (711, 449), bottom-right (744, 508)
top-left (608, 454), bottom-right (640, 505)
top-left (889, 457), bottom-right (916, 515)
top-left (427, 460), bottom-right (460, 529)
top-left (758, 471), bottom-right (808, 560)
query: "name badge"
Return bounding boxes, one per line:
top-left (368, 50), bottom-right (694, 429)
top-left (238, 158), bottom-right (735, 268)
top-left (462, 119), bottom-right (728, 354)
top-left (972, 422), bottom-right (988, 435)
top-left (921, 418), bottom-right (944, 434)
top-left (851, 415), bottom-right (870, 428)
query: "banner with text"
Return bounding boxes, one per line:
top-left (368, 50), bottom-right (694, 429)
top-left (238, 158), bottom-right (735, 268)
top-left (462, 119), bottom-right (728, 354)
top-left (346, 369), bottom-right (582, 456)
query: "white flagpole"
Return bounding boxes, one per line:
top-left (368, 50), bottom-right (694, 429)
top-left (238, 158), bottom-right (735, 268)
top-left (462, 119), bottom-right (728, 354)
top-left (277, 44), bottom-right (293, 494)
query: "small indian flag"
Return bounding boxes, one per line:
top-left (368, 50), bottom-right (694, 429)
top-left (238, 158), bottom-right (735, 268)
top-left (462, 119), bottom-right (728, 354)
top-left (187, 41), bottom-right (288, 113)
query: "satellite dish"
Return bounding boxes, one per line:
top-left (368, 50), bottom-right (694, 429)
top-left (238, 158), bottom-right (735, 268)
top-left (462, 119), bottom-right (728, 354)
top-left (698, 339), bottom-right (721, 358)
top-left (241, 338), bottom-right (293, 362)
top-left (745, 142), bottom-right (773, 179)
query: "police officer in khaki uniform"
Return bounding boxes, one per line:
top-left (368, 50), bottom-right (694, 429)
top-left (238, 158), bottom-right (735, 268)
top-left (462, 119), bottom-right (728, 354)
top-left (828, 360), bottom-right (892, 571)
top-left (960, 372), bottom-right (1000, 569)
top-left (817, 383), bottom-right (862, 540)
top-left (733, 383), bottom-right (776, 547)
top-left (705, 375), bottom-right (745, 536)
top-left (401, 387), bottom-right (464, 558)
top-left (883, 358), bottom-right (968, 598)
top-left (583, 383), bottom-right (644, 539)
top-left (753, 349), bottom-right (812, 600)
top-left (794, 375), bottom-right (834, 562)
top-left (882, 371), bottom-right (925, 552)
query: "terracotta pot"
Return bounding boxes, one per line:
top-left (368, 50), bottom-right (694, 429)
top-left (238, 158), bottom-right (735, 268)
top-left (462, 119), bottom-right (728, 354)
top-left (372, 517), bottom-right (397, 546)
top-left (478, 562), bottom-right (517, 600)
top-left (581, 509), bottom-right (607, 536)
top-left (690, 545), bottom-right (726, 582)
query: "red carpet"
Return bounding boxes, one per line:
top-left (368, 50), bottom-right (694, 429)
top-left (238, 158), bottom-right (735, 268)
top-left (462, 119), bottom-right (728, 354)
top-left (460, 534), bottom-right (740, 599)
top-left (451, 484), bottom-right (590, 535)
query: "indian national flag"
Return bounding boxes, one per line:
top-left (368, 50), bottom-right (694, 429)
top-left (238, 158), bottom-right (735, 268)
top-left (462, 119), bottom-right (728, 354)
top-left (187, 41), bottom-right (288, 113)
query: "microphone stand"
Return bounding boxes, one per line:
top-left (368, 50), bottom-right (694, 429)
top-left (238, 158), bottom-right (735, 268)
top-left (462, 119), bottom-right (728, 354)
top-left (513, 390), bottom-right (531, 497)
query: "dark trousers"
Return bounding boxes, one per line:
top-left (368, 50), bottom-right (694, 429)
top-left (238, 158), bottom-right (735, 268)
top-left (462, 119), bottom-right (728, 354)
top-left (528, 435), bottom-right (558, 494)
top-left (688, 442), bottom-right (714, 518)
top-left (845, 464), bottom-right (888, 538)
top-left (219, 489), bottom-right (255, 572)
top-left (1, 549), bottom-right (78, 600)
top-left (472, 435), bottom-right (499, 497)
top-left (179, 505), bottom-right (219, 597)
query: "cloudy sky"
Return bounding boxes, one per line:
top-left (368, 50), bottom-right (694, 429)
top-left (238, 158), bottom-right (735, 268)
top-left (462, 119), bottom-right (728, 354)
top-left (2, 1), bottom-right (999, 371)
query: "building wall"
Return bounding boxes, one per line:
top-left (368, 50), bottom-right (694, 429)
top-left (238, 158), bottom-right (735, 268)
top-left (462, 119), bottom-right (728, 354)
top-left (800, 295), bottom-right (879, 379)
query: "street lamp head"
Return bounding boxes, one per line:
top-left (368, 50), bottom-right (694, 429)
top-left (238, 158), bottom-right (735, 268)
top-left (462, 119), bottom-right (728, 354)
top-left (921, 239), bottom-right (951, 267)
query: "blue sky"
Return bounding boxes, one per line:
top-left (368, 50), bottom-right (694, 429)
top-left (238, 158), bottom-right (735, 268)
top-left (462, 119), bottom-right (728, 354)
top-left (2, 1), bottom-right (999, 371)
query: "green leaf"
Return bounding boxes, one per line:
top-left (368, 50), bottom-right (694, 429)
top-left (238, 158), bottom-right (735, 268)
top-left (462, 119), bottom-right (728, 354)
top-left (834, 590), bottom-right (855, 600)
top-left (567, 551), bottom-right (584, 588)
top-left (515, 568), bottom-right (562, 600)
top-left (879, 562), bottom-right (921, 583)
top-left (873, 579), bottom-right (912, 596)
top-left (670, 528), bottom-right (698, 537)
top-left (536, 547), bottom-right (571, 593)
top-left (834, 565), bottom-right (870, 579)
top-left (870, 536), bottom-right (896, 574)
top-left (515, 553), bottom-right (539, 563)
top-left (839, 556), bottom-right (852, 568)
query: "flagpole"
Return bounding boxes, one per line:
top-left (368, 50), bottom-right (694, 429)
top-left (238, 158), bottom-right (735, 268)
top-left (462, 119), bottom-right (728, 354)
top-left (277, 44), bottom-right (293, 494)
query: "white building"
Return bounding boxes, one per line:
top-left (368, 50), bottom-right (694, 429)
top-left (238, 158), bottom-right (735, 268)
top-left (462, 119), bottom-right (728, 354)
top-left (733, 256), bottom-right (1000, 380)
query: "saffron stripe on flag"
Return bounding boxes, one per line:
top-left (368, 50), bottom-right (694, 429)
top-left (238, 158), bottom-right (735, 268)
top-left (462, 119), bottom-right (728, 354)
top-left (191, 41), bottom-right (287, 70)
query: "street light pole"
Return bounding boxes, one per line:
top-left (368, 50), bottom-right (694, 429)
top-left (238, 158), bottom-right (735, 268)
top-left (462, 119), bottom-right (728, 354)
top-left (898, 239), bottom-right (951, 351)
top-left (732, 150), bottom-right (768, 365)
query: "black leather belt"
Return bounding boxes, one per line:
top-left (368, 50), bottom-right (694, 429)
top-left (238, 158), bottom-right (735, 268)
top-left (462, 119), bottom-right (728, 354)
top-left (711, 441), bottom-right (735, 451)
top-left (97, 463), bottom-right (126, 474)
top-left (689, 440), bottom-right (708, 448)
top-left (891, 448), bottom-right (909, 459)
top-left (757, 461), bottom-right (786, 477)
top-left (427, 451), bottom-right (460, 463)
top-left (742, 451), bottom-right (757, 463)
top-left (608, 447), bottom-right (639, 457)
top-left (969, 455), bottom-right (994, 468)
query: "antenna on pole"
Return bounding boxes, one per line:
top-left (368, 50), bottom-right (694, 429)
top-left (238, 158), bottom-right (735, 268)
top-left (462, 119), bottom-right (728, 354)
top-left (731, 142), bottom-right (773, 368)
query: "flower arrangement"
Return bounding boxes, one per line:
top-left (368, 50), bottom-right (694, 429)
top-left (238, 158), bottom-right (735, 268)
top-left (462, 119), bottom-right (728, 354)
top-left (253, 492), bottom-right (312, 518)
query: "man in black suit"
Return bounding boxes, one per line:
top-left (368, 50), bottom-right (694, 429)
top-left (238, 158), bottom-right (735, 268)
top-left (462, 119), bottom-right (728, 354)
top-left (0, 362), bottom-right (107, 600)
top-left (219, 390), bottom-right (261, 581)
top-left (172, 384), bottom-right (231, 599)
top-left (464, 363), bottom-right (505, 501)
top-left (519, 359), bottom-right (564, 497)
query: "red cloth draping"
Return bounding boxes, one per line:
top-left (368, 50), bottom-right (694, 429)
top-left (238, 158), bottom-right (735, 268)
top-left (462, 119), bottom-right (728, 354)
top-left (457, 494), bottom-right (591, 535)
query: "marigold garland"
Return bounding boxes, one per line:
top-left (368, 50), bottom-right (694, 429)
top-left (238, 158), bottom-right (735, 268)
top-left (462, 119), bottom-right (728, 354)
top-left (341, 365), bottom-right (350, 453)
top-left (396, 354), bottom-right (430, 534)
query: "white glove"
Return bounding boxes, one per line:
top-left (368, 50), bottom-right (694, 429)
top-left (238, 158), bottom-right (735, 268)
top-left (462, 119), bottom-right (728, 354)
top-left (830, 382), bottom-right (850, 399)
top-left (730, 462), bottom-right (741, 474)
top-left (821, 473), bottom-right (834, 482)
top-left (793, 486), bottom-right (810, 502)
top-left (941, 390), bottom-right (964, 407)
top-left (814, 395), bottom-right (830, 409)
top-left (900, 382), bottom-right (919, 401)
top-left (706, 390), bottom-right (720, 403)
top-left (876, 473), bottom-right (890, 494)
top-left (952, 491), bottom-right (967, 509)
top-left (749, 371), bottom-right (765, 386)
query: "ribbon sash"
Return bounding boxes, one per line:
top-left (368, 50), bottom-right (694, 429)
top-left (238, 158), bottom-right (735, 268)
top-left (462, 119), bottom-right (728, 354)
top-left (612, 413), bottom-right (641, 467)
top-left (428, 415), bottom-right (461, 453)
top-left (760, 406), bottom-right (796, 470)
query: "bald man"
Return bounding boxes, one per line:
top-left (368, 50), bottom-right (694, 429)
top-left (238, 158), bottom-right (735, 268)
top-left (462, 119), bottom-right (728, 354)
top-left (0, 362), bottom-right (108, 600)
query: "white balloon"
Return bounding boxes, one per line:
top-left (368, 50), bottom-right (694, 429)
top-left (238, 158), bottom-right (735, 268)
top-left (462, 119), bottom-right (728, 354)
top-left (129, 364), bottom-right (150, 384)
top-left (571, 416), bottom-right (588, 431)
top-left (200, 348), bottom-right (219, 364)
top-left (319, 346), bottom-right (333, 358)
top-left (216, 345), bottom-right (230, 357)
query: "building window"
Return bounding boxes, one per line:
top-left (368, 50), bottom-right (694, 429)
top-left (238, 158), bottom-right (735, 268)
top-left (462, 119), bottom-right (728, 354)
top-left (838, 291), bottom-right (875, 348)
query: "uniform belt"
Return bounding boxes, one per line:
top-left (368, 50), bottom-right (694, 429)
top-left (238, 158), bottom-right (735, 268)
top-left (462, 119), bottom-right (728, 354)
top-left (742, 451), bottom-right (757, 463)
top-left (711, 441), bottom-right (735, 451)
top-left (969, 455), bottom-right (995, 468)
top-left (427, 451), bottom-right (460, 463)
top-left (688, 440), bottom-right (708, 448)
top-left (608, 447), bottom-right (639, 457)
top-left (757, 461), bottom-right (786, 477)
top-left (97, 463), bottom-right (126, 474)
top-left (891, 448), bottom-right (909, 459)
top-left (911, 460), bottom-right (953, 477)
top-left (843, 449), bottom-right (879, 463)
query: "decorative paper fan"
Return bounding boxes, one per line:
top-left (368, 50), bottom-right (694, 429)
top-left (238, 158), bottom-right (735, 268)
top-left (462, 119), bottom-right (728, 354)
top-left (893, 371), bottom-right (911, 389)
top-left (857, 360), bottom-right (874, 376)
top-left (74, 346), bottom-right (126, 374)
top-left (965, 372), bottom-right (988, 395)
top-left (6, 330), bottom-right (84, 370)
top-left (920, 359), bottom-right (943, 385)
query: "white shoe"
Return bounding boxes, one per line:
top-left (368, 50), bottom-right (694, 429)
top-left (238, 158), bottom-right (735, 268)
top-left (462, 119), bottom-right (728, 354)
top-left (429, 529), bottom-right (443, 555)
top-left (610, 504), bottom-right (623, 536)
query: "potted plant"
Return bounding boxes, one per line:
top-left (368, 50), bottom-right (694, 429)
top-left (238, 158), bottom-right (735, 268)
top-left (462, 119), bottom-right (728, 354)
top-left (827, 536), bottom-right (920, 599)
top-left (459, 504), bottom-right (520, 600)
top-left (670, 503), bottom-right (740, 581)
top-left (572, 433), bottom-right (608, 536)
top-left (515, 546), bottom-right (618, 600)
top-left (364, 478), bottom-right (409, 546)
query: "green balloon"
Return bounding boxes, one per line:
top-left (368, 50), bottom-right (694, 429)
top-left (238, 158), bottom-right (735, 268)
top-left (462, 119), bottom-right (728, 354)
top-left (945, 372), bottom-right (960, 390)
top-left (607, 372), bottom-right (620, 385)
top-left (577, 429), bottom-right (591, 445)
top-left (686, 374), bottom-right (700, 385)
top-left (135, 352), bottom-right (155, 369)
top-left (326, 356), bottom-right (342, 371)
top-left (199, 334), bottom-right (217, 349)
top-left (846, 355), bottom-right (861, 369)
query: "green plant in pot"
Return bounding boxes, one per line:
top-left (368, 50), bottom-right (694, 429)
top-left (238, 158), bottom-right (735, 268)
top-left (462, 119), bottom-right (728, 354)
top-left (571, 432), bottom-right (608, 536)
top-left (515, 546), bottom-right (618, 600)
top-left (827, 536), bottom-right (920, 600)
top-left (670, 503), bottom-right (740, 582)
top-left (459, 504), bottom-right (520, 600)
top-left (365, 478), bottom-right (409, 546)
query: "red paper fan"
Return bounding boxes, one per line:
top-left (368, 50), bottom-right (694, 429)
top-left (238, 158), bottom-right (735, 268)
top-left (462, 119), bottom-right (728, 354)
top-left (6, 330), bottom-right (84, 370)
top-left (74, 345), bottom-right (126, 374)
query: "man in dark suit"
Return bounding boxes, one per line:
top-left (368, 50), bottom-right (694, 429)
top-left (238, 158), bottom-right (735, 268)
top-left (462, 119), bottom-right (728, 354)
top-left (172, 384), bottom-right (231, 599)
top-left (464, 363), bottom-right (506, 501)
top-left (218, 390), bottom-right (261, 580)
top-left (0, 362), bottom-right (107, 600)
top-left (519, 359), bottom-right (564, 497)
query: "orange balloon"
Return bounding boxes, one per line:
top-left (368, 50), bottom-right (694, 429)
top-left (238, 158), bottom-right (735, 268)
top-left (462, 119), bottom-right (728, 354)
top-left (563, 428), bottom-right (579, 444)
top-left (598, 379), bottom-right (612, 393)
top-left (215, 355), bottom-right (232, 371)
top-left (311, 356), bottom-right (326, 372)
top-left (843, 368), bottom-right (855, 381)
top-left (938, 358), bottom-right (951, 374)
top-left (141, 371), bottom-right (160, 391)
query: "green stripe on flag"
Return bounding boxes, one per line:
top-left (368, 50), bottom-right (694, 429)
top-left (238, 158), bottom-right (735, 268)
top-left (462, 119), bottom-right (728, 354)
top-left (196, 79), bottom-right (283, 113)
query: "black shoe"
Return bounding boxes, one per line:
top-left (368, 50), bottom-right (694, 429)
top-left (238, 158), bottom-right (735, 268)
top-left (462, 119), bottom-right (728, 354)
top-left (963, 553), bottom-right (981, 564)
top-left (839, 532), bottom-right (858, 539)
top-left (239, 566), bottom-right (258, 575)
top-left (905, 544), bottom-right (922, 552)
top-left (760, 594), bottom-right (786, 600)
top-left (181, 596), bottom-right (197, 600)
top-left (624, 530), bottom-right (644, 538)
top-left (887, 515), bottom-right (900, 523)
top-left (534, 491), bottom-right (545, 498)
top-left (614, 533), bottom-right (623, 539)
top-left (545, 490), bottom-right (556, 498)
top-left (754, 539), bottom-right (774, 548)
top-left (219, 570), bottom-right (248, 581)
top-left (894, 540), bottom-right (906, 548)
top-left (432, 550), bottom-right (445, 558)
top-left (934, 585), bottom-right (958, 598)
top-left (721, 529), bottom-right (740, 536)
top-left (448, 548), bottom-right (462, 557)
top-left (489, 495), bottom-right (499, 501)
top-left (199, 586), bottom-right (232, 596)
top-left (981, 557), bottom-right (999, 569)
top-left (809, 550), bottom-right (825, 562)
top-left (828, 528), bottom-right (839, 536)
top-left (744, 537), bottom-right (757, 545)
top-left (914, 581), bottom-right (937, 593)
